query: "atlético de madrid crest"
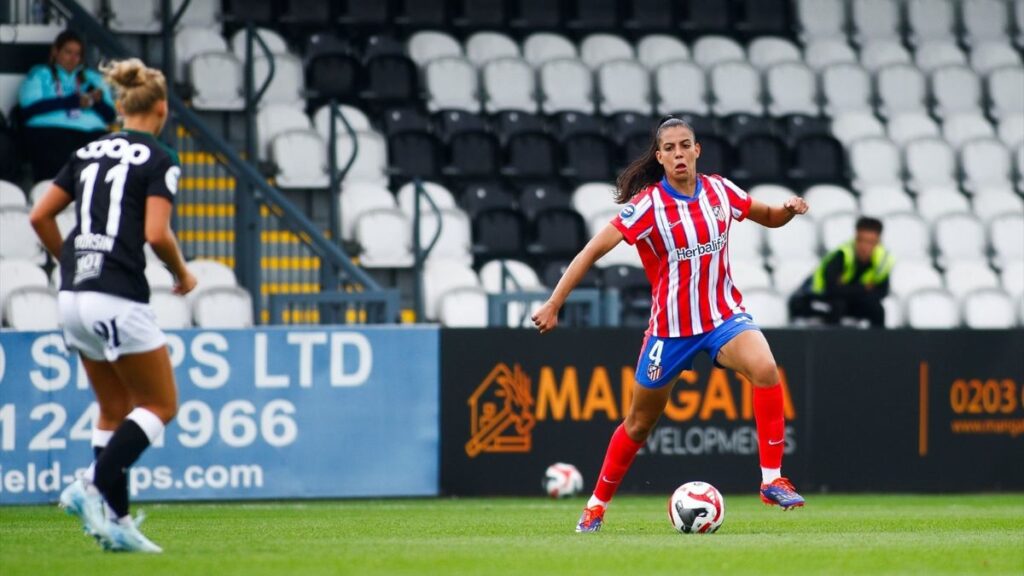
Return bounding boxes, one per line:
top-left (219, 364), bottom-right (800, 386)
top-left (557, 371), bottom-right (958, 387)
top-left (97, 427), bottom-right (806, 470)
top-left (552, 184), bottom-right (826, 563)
top-left (647, 363), bottom-right (662, 381)
top-left (712, 205), bottom-right (726, 222)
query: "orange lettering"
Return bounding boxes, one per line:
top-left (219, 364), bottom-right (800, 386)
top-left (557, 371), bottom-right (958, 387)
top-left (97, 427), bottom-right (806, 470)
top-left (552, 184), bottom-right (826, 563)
top-left (535, 367), bottom-right (580, 421)
top-left (666, 374), bottom-right (700, 421)
top-left (700, 368), bottom-right (738, 420)
top-left (582, 367), bottom-right (618, 420)
top-left (620, 368), bottom-right (635, 418)
top-left (778, 367), bottom-right (796, 420)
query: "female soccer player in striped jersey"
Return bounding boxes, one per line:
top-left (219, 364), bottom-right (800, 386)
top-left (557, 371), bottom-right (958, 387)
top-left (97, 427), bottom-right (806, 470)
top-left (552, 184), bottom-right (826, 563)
top-left (30, 58), bottom-right (195, 552)
top-left (532, 117), bottom-right (809, 533)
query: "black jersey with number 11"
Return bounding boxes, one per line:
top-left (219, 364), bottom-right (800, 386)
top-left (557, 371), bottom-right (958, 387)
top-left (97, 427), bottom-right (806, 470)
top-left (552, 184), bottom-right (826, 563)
top-left (53, 130), bottom-right (181, 303)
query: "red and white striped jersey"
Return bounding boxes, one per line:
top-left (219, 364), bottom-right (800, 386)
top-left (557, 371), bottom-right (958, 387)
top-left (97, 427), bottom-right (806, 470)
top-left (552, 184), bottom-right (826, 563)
top-left (609, 174), bottom-right (753, 338)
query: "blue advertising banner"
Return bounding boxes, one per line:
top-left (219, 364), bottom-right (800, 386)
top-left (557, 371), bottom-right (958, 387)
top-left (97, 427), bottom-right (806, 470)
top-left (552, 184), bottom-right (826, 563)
top-left (0, 326), bottom-right (440, 504)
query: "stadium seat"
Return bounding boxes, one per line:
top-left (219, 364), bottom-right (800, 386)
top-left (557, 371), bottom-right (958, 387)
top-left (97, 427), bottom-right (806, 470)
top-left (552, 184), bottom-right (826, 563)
top-left (229, 28), bottom-right (288, 61)
top-left (851, 0), bottom-right (901, 43)
top-left (509, 0), bottom-right (564, 31)
top-left (961, 138), bottom-right (1013, 194)
top-left (337, 0), bottom-right (390, 27)
top-left (447, 133), bottom-right (502, 183)
top-left (222, 0), bottom-right (274, 23)
top-left (710, 62), bottom-right (763, 116)
top-left (850, 137), bottom-right (903, 189)
top-left (108, 0), bottom-right (161, 33)
top-left (389, 131), bottom-right (444, 182)
top-left (804, 39), bottom-right (858, 70)
top-left (256, 105), bottom-right (312, 161)
top-left (0, 180), bottom-right (25, 208)
top-left (580, 34), bottom-right (635, 69)
top-left (528, 208), bottom-right (587, 264)
top-left (987, 66), bottom-right (1024, 121)
top-left (887, 113), bottom-right (941, 146)
top-left (517, 183), bottom-right (570, 222)
top-left (0, 207), bottom-right (43, 263)
top-left (998, 114), bottom-right (1024, 148)
top-left (889, 259), bottom-right (944, 296)
top-left (481, 58), bottom-right (538, 114)
top-left (479, 259), bottom-right (544, 293)
top-left (522, 33), bottom-right (577, 66)
top-left (150, 289), bottom-right (192, 329)
top-left (465, 31), bottom-right (520, 66)
top-left (3, 286), bottom-right (58, 330)
top-left (772, 257), bottom-right (820, 296)
top-left (271, 131), bottom-right (329, 189)
top-left (820, 212), bottom-right (859, 251)
top-left (595, 232), bottom-right (644, 268)
top-left (407, 31), bottom-right (462, 66)
top-left (623, 0), bottom-right (674, 33)
top-left (143, 264), bottom-right (174, 292)
top-left (472, 208), bottom-right (527, 262)
top-left (562, 134), bottom-right (617, 182)
top-left (942, 114), bottom-right (996, 149)
top-left (313, 104), bottom-right (372, 137)
top-left (747, 37), bottom-right (802, 71)
top-left (822, 64), bottom-right (873, 115)
top-left (934, 213), bottom-right (988, 263)
top-left (904, 138), bottom-right (957, 192)
top-left (906, 288), bottom-right (960, 328)
top-left (332, 130), bottom-right (389, 186)
top-left (566, 0), bottom-right (619, 31)
top-left (0, 259), bottom-right (48, 324)
top-left (972, 188), bottom-right (1024, 223)
top-left (189, 52), bottom-right (245, 111)
top-left (571, 184), bottom-right (620, 224)
top-left (654, 60), bottom-right (709, 115)
top-left (186, 259), bottom-right (238, 303)
top-left (424, 57), bottom-right (480, 113)
top-left (397, 181), bottom-right (458, 218)
top-left (831, 112), bottom-right (886, 144)
top-left (765, 63), bottom-right (818, 117)
top-left (423, 259), bottom-right (481, 320)
top-left (597, 60), bottom-right (653, 115)
top-left (733, 134), bottom-right (789, 184)
top-left (28, 180), bottom-right (51, 205)
top-left (764, 216), bottom-right (819, 264)
top-left (990, 214), bottom-right (1024, 264)
top-left (636, 35), bottom-right (689, 69)
top-left (780, 114), bottom-right (832, 142)
top-left (252, 54), bottom-right (305, 109)
top-left (338, 183), bottom-right (397, 243)
top-left (906, 0), bottom-right (956, 46)
top-left (193, 286), bottom-right (254, 329)
top-left (944, 260), bottom-right (1001, 299)
top-left (963, 288), bottom-right (1018, 328)
top-left (504, 131), bottom-right (560, 181)
top-left (728, 217), bottom-right (765, 259)
top-left (692, 36), bottom-right (746, 69)
top-left (174, 27), bottom-right (229, 80)
top-left (802, 185), bottom-right (859, 220)
top-left (859, 40), bottom-right (912, 72)
top-left (749, 184), bottom-right (795, 207)
top-left (437, 286), bottom-right (490, 327)
top-left (877, 64), bottom-right (928, 119)
top-left (929, 65), bottom-right (982, 120)
top-left (539, 58), bottom-right (595, 114)
top-left (454, 0), bottom-right (505, 31)
top-left (883, 295), bottom-right (904, 327)
top-left (354, 208), bottom-right (413, 268)
top-left (419, 209), bottom-right (473, 265)
top-left (305, 51), bottom-right (362, 105)
top-left (735, 0), bottom-right (792, 37)
top-left (730, 259), bottom-right (773, 291)
top-left (913, 40), bottom-right (968, 72)
top-left (1001, 259), bottom-right (1024, 297)
top-left (795, 0), bottom-right (846, 41)
top-left (790, 135), bottom-right (846, 185)
top-left (916, 189), bottom-right (971, 224)
top-left (962, 0), bottom-right (1011, 45)
top-left (363, 53), bottom-right (420, 106)
top-left (882, 212), bottom-right (931, 259)
top-left (969, 41), bottom-right (1022, 74)
top-left (742, 288), bottom-right (788, 327)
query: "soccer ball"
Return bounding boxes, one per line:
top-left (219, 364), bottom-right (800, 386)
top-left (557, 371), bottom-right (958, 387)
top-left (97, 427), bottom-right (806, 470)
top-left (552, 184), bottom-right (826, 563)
top-left (668, 481), bottom-right (726, 534)
top-left (543, 463), bottom-right (583, 498)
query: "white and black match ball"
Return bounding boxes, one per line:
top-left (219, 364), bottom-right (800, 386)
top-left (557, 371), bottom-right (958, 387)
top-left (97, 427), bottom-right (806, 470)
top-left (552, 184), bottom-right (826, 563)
top-left (543, 463), bottom-right (584, 498)
top-left (668, 481), bottom-right (725, 534)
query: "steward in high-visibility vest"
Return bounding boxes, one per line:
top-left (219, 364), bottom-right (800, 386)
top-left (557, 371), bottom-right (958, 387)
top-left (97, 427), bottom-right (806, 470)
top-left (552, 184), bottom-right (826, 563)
top-left (789, 216), bottom-right (892, 327)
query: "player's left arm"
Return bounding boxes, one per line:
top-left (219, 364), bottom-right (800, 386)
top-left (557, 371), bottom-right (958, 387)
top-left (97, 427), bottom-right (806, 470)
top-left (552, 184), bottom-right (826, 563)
top-left (29, 183), bottom-right (74, 258)
top-left (747, 197), bottom-right (809, 228)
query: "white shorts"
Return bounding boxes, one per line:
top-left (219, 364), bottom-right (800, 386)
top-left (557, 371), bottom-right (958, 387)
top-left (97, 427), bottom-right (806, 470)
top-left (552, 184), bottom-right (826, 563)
top-left (58, 291), bottom-right (167, 362)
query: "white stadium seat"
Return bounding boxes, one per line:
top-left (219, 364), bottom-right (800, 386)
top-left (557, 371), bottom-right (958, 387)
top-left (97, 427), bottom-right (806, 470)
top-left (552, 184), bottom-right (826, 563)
top-left (961, 138), bottom-right (1013, 193)
top-left (354, 209), bottom-right (413, 268)
top-left (742, 288), bottom-right (788, 327)
top-left (0, 180), bottom-right (25, 208)
top-left (728, 219), bottom-right (764, 259)
top-left (990, 214), bottom-right (1024, 264)
top-left (271, 130), bottom-right (329, 189)
top-left (571, 182), bottom-right (619, 223)
top-left (636, 35), bottom-right (689, 69)
top-left (944, 261), bottom-right (1001, 299)
top-left (423, 259), bottom-right (481, 320)
top-left (313, 104), bottom-right (373, 139)
top-left (522, 33), bottom-right (577, 66)
top-left (883, 295), bottom-right (904, 327)
top-left (417, 209), bottom-right (473, 266)
top-left (972, 188), bottom-right (1024, 223)
top-left (580, 34), bottom-right (635, 69)
top-left (907, 0), bottom-right (955, 45)
top-left (931, 65), bottom-right (983, 119)
top-left (749, 184), bottom-right (796, 206)
top-left (598, 60), bottom-right (653, 115)
top-left (1000, 259), bottom-right (1024, 297)
top-left (851, 0), bottom-right (901, 42)
top-left (916, 189), bottom-right (971, 224)
top-left (482, 58), bottom-right (538, 114)
top-left (962, 0), bottom-right (1011, 45)
top-left (173, 27), bottom-right (229, 80)
top-left (883, 212), bottom-right (931, 259)
top-left (771, 257), bottom-right (820, 296)
top-left (424, 57), bottom-right (480, 113)
top-left (969, 41), bottom-right (1021, 74)
top-left (3, 286), bottom-right (59, 330)
top-left (934, 213), bottom-right (987, 262)
top-left (230, 28), bottom-right (289, 60)
top-left (437, 286), bottom-right (490, 327)
top-left (831, 112), bottom-right (886, 144)
top-left (796, 0), bottom-right (846, 41)
top-left (253, 54), bottom-right (305, 109)
top-left (850, 138), bottom-right (902, 189)
top-left (997, 114), bottom-right (1024, 148)
top-left (332, 130), bottom-right (389, 186)
top-left (877, 64), bottom-right (927, 119)
top-left (0, 207), bottom-right (44, 263)
top-left (887, 113), bottom-right (941, 146)
top-left (822, 63), bottom-right (873, 114)
top-left (905, 288), bottom-right (960, 328)
top-left (889, 259), bottom-right (944, 296)
top-left (860, 40), bottom-right (912, 72)
top-left (748, 37), bottom-right (802, 70)
top-left (914, 40), bottom-right (968, 72)
top-left (465, 31), bottom-right (520, 66)
top-left (29, 180), bottom-right (51, 205)
top-left (766, 62), bottom-right (818, 116)
top-left (710, 61), bottom-right (763, 116)
top-left (987, 66), bottom-right (1024, 121)
top-left (0, 259), bottom-right (48, 325)
top-left (339, 182), bottom-right (396, 242)
top-left (943, 114), bottom-right (997, 149)
top-left (804, 39), bottom-right (857, 70)
top-left (108, 0), bottom-right (160, 33)
top-left (407, 31), bottom-right (462, 66)
top-left (172, 0), bottom-right (219, 30)
top-left (479, 259), bottom-right (544, 293)
top-left (858, 187), bottom-right (916, 218)
top-left (905, 138), bottom-right (958, 192)
top-left (962, 288), bottom-right (1018, 328)
top-left (692, 36), bottom-right (745, 69)
top-left (730, 259), bottom-right (773, 291)
top-left (802, 185), bottom-right (858, 220)
top-left (820, 212), bottom-right (859, 251)
top-left (256, 104), bottom-right (312, 161)
top-left (397, 181), bottom-right (458, 217)
top-left (592, 222), bottom-right (643, 267)
top-left (189, 52), bottom-right (244, 111)
top-left (539, 58), bottom-right (595, 115)
top-left (144, 264), bottom-right (175, 291)
top-left (193, 286), bottom-right (254, 329)
top-left (150, 288), bottom-right (192, 329)
top-left (185, 259), bottom-right (237, 304)
top-left (654, 60), bottom-right (708, 115)
top-left (764, 217), bottom-right (819, 262)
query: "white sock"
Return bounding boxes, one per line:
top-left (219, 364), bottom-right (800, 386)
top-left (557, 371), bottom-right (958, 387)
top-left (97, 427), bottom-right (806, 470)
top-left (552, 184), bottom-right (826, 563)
top-left (91, 428), bottom-right (114, 449)
top-left (586, 494), bottom-right (608, 509)
top-left (127, 408), bottom-right (165, 443)
top-left (761, 467), bottom-right (782, 484)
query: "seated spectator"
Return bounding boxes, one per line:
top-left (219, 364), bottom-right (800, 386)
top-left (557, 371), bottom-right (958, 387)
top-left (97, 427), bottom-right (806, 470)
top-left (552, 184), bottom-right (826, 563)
top-left (789, 217), bottom-right (894, 328)
top-left (17, 30), bottom-right (116, 180)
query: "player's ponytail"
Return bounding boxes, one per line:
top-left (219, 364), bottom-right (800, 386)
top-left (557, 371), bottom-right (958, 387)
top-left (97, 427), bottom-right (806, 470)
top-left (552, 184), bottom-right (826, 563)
top-left (614, 117), bottom-right (693, 204)
top-left (100, 58), bottom-right (166, 116)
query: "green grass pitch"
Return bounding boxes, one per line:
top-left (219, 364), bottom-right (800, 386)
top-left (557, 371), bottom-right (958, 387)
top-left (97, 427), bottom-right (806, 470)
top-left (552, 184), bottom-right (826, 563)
top-left (2, 494), bottom-right (1023, 575)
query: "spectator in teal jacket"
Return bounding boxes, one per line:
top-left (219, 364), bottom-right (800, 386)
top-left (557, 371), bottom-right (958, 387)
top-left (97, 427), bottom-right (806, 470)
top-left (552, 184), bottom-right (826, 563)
top-left (18, 30), bottom-right (116, 181)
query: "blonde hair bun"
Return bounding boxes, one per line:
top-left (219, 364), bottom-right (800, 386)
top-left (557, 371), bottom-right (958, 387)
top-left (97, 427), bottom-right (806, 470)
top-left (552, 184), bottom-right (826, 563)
top-left (100, 58), bottom-right (167, 115)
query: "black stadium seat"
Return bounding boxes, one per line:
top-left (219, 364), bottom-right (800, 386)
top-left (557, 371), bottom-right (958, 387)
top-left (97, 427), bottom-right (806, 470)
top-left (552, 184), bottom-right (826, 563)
top-left (435, 110), bottom-right (490, 142)
top-left (338, 0), bottom-right (389, 27)
top-left (528, 207), bottom-right (587, 263)
top-left (693, 133), bottom-right (732, 176)
top-left (609, 112), bottom-right (655, 146)
top-left (454, 0), bottom-right (507, 31)
top-left (625, 0), bottom-right (675, 32)
top-left (362, 55), bottom-right (419, 107)
top-left (395, 0), bottom-right (448, 30)
top-left (679, 0), bottom-right (733, 37)
top-left (446, 130), bottom-right (502, 182)
top-left (503, 132), bottom-right (559, 181)
top-left (473, 208), bottom-right (527, 262)
top-left (281, 0), bottom-right (332, 27)
top-left (561, 133), bottom-right (617, 182)
top-left (735, 0), bottom-right (792, 38)
top-left (306, 54), bottom-right (362, 104)
top-left (733, 133), bottom-right (789, 184)
top-left (381, 107), bottom-right (433, 136)
top-left (223, 0), bottom-right (275, 23)
top-left (518, 182), bottom-right (571, 221)
top-left (779, 114), bottom-right (832, 143)
top-left (554, 112), bottom-right (606, 138)
top-left (723, 113), bottom-right (778, 144)
top-left (789, 134), bottom-right (847, 186)
top-left (460, 183), bottom-right (518, 218)
top-left (510, 0), bottom-right (563, 31)
top-left (389, 131), bottom-right (443, 182)
top-left (567, 0), bottom-right (619, 31)
top-left (601, 265), bottom-right (651, 327)
top-left (542, 260), bottom-right (601, 289)
top-left (493, 111), bottom-right (548, 144)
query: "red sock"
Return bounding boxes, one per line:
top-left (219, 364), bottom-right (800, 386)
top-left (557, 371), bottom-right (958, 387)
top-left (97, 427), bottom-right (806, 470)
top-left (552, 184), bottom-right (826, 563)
top-left (753, 384), bottom-right (785, 472)
top-left (592, 423), bottom-right (644, 504)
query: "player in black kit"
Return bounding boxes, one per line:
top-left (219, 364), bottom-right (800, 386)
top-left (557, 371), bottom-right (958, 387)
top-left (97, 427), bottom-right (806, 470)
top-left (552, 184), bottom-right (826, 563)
top-left (30, 58), bottom-right (196, 553)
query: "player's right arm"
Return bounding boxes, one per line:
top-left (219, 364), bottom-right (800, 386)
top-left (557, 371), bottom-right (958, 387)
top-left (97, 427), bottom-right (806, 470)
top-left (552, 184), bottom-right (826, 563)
top-left (29, 183), bottom-right (74, 258)
top-left (145, 195), bottom-right (196, 295)
top-left (532, 223), bottom-right (624, 334)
